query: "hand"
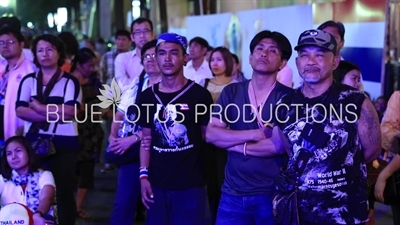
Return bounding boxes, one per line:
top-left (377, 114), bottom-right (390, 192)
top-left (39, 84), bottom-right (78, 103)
top-left (109, 136), bottom-right (134, 155)
top-left (374, 175), bottom-right (388, 203)
top-left (251, 129), bottom-right (265, 142)
top-left (29, 98), bottom-right (42, 112)
top-left (141, 178), bottom-right (154, 209)
top-left (141, 136), bottom-right (152, 151)
top-left (33, 214), bottom-right (54, 225)
top-left (108, 134), bottom-right (117, 144)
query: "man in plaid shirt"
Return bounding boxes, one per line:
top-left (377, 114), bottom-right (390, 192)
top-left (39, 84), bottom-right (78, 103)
top-left (101, 29), bottom-right (132, 85)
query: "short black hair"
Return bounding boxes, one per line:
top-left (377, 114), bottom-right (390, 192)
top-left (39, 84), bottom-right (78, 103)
top-left (71, 47), bottom-right (96, 72)
top-left (249, 30), bottom-right (292, 61)
top-left (58, 31), bottom-right (79, 57)
top-left (32, 34), bottom-right (66, 68)
top-left (2, 136), bottom-right (39, 179)
top-left (115, 29), bottom-right (131, 40)
top-left (333, 60), bottom-right (360, 83)
top-left (0, 27), bottom-right (24, 43)
top-left (141, 39), bottom-right (157, 64)
top-left (231, 53), bottom-right (239, 64)
top-left (317, 20), bottom-right (345, 41)
top-left (0, 16), bottom-right (21, 31)
top-left (189, 37), bottom-right (209, 49)
top-left (130, 18), bottom-right (153, 33)
top-left (207, 46), bottom-right (214, 51)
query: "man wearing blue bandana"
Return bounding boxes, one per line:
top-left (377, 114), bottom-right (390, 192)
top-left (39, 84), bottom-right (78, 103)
top-left (136, 33), bottom-right (213, 225)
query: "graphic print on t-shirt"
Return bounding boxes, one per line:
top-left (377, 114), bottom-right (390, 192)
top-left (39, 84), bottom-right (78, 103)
top-left (275, 83), bottom-right (368, 224)
top-left (153, 103), bottom-right (191, 150)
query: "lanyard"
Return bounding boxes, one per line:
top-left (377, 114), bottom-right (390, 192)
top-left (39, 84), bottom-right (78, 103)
top-left (152, 81), bottom-right (195, 115)
top-left (247, 80), bottom-right (276, 129)
top-left (152, 81), bottom-right (194, 142)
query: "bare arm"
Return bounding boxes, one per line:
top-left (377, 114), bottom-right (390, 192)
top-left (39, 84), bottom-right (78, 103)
top-left (140, 128), bottom-right (151, 168)
top-left (358, 98), bottom-right (381, 162)
top-left (16, 106), bottom-right (47, 122)
top-left (228, 126), bottom-right (288, 157)
top-left (381, 91), bottom-right (400, 153)
top-left (110, 111), bottom-right (124, 138)
top-left (205, 117), bottom-right (265, 149)
top-left (37, 185), bottom-right (55, 214)
top-left (379, 154), bottom-right (400, 180)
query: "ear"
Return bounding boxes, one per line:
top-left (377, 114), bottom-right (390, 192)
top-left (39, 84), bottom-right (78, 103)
top-left (130, 34), bottom-right (135, 42)
top-left (279, 60), bottom-right (288, 70)
top-left (183, 54), bottom-right (190, 66)
top-left (249, 53), bottom-right (252, 65)
top-left (20, 41), bottom-right (24, 49)
top-left (295, 56), bottom-right (300, 69)
top-left (332, 55), bottom-right (340, 70)
top-left (201, 47), bottom-right (207, 56)
top-left (339, 39), bottom-right (345, 51)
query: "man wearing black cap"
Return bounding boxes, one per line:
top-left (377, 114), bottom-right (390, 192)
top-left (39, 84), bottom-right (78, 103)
top-left (274, 29), bottom-right (381, 225)
top-left (136, 33), bottom-right (213, 225)
top-left (206, 30), bottom-right (293, 225)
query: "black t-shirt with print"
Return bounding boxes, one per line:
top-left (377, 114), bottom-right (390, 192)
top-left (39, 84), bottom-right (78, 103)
top-left (136, 80), bottom-right (213, 190)
top-left (214, 80), bottom-right (293, 196)
top-left (275, 81), bottom-right (368, 224)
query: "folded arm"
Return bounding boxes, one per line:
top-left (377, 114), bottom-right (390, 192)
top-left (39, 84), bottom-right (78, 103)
top-left (227, 126), bottom-right (287, 157)
top-left (205, 117), bottom-right (265, 149)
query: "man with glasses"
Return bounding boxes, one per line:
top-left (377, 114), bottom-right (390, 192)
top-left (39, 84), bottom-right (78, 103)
top-left (0, 27), bottom-right (36, 145)
top-left (108, 40), bottom-right (162, 225)
top-left (114, 17), bottom-right (154, 93)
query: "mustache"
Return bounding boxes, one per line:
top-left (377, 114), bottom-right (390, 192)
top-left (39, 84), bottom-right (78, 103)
top-left (163, 63), bottom-right (174, 67)
top-left (304, 67), bottom-right (320, 72)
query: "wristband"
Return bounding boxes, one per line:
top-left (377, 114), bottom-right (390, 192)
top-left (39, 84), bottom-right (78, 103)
top-left (139, 167), bottom-right (149, 179)
top-left (243, 142), bottom-right (247, 156)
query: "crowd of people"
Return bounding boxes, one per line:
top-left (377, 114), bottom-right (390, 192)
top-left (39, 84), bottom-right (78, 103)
top-left (0, 14), bottom-right (397, 225)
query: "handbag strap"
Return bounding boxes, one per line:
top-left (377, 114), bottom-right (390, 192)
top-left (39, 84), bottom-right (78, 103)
top-left (36, 68), bottom-right (62, 103)
top-left (135, 70), bottom-right (146, 105)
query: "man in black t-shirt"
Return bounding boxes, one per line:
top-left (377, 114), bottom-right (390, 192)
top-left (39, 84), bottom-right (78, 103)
top-left (206, 30), bottom-right (293, 225)
top-left (274, 29), bottom-right (381, 225)
top-left (136, 33), bottom-right (213, 225)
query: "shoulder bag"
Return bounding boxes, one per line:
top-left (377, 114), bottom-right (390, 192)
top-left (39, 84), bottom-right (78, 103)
top-left (104, 70), bottom-right (146, 166)
top-left (29, 69), bottom-right (62, 158)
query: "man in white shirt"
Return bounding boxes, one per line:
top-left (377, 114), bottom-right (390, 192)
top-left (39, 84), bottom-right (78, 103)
top-left (0, 17), bottom-right (33, 62)
top-left (184, 37), bottom-right (213, 83)
top-left (0, 27), bottom-right (36, 141)
top-left (114, 18), bottom-right (154, 93)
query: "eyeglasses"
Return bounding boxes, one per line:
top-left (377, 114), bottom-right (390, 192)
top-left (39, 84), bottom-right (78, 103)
top-left (0, 40), bottom-right (15, 46)
top-left (143, 53), bottom-right (155, 61)
top-left (132, 29), bottom-right (152, 37)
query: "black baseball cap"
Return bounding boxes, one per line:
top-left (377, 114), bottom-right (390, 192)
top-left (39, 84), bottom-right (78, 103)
top-left (294, 29), bottom-right (337, 54)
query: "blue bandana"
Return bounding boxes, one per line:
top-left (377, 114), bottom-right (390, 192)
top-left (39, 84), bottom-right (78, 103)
top-left (157, 33), bottom-right (188, 50)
